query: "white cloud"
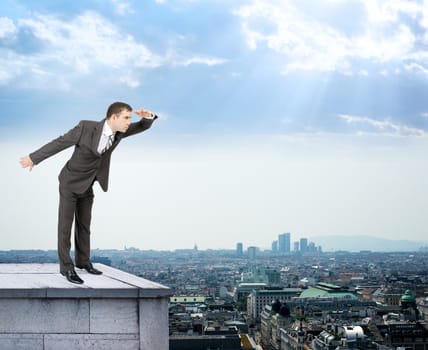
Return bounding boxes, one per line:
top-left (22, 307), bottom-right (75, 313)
top-left (0, 11), bottom-right (226, 89)
top-left (110, 0), bottom-right (135, 15)
top-left (18, 12), bottom-right (161, 71)
top-left (236, 1), bottom-right (351, 73)
top-left (0, 17), bottom-right (17, 38)
top-left (176, 56), bottom-right (227, 67)
top-left (421, 0), bottom-right (428, 29)
top-left (362, 0), bottom-right (422, 23)
top-left (404, 62), bottom-right (428, 74)
top-left (354, 24), bottom-right (415, 63)
top-left (0, 12), bottom-right (162, 88)
top-left (119, 74), bottom-right (140, 88)
top-left (234, 0), bottom-right (428, 75)
top-left (339, 114), bottom-right (426, 136)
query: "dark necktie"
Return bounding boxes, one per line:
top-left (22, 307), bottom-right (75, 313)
top-left (102, 134), bottom-right (114, 153)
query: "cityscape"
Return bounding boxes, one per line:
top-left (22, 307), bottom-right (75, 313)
top-left (1, 231), bottom-right (427, 350)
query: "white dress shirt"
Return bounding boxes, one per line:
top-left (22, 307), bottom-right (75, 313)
top-left (97, 121), bottom-right (115, 154)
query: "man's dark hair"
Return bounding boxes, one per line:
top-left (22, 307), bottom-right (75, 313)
top-left (106, 102), bottom-right (132, 119)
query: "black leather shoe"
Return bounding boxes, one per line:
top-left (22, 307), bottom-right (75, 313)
top-left (77, 263), bottom-right (103, 275)
top-left (61, 270), bottom-right (84, 284)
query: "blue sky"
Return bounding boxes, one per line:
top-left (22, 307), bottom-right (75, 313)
top-left (1, 0), bottom-right (428, 251)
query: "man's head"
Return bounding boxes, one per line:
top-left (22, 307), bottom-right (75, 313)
top-left (106, 101), bottom-right (133, 133)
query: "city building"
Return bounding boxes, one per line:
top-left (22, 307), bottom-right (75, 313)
top-left (272, 240), bottom-right (278, 252)
top-left (279, 233), bottom-right (291, 254)
top-left (279, 321), bottom-right (311, 350)
top-left (170, 295), bottom-right (206, 305)
top-left (247, 288), bottom-right (302, 322)
top-left (311, 325), bottom-right (373, 350)
top-left (293, 241), bottom-right (299, 252)
top-left (240, 265), bottom-right (280, 285)
top-left (377, 321), bottom-right (428, 350)
top-left (260, 300), bottom-right (293, 350)
top-left (235, 283), bottom-right (267, 299)
top-left (373, 287), bottom-right (404, 306)
top-left (300, 238), bottom-right (308, 253)
top-left (248, 246), bottom-right (257, 260)
top-left (418, 297), bottom-right (428, 322)
top-left (237, 242), bottom-right (244, 256)
top-left (299, 282), bottom-right (358, 300)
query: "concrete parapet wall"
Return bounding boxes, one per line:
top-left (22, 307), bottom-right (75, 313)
top-left (1, 334), bottom-right (139, 350)
top-left (0, 263), bottom-right (172, 350)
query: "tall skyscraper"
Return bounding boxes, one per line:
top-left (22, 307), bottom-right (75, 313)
top-left (271, 240), bottom-right (278, 252)
top-left (294, 241), bottom-right (299, 252)
top-left (248, 246), bottom-right (257, 260)
top-left (278, 232), bottom-right (291, 254)
top-left (236, 242), bottom-right (243, 256)
top-left (300, 238), bottom-right (308, 253)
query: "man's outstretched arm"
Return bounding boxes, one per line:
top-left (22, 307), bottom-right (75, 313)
top-left (134, 108), bottom-right (156, 120)
top-left (19, 121), bottom-right (83, 171)
top-left (122, 108), bottom-right (158, 138)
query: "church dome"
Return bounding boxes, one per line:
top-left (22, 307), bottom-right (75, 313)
top-left (401, 290), bottom-right (416, 304)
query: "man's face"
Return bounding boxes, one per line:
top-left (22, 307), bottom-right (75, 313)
top-left (112, 110), bottom-right (132, 133)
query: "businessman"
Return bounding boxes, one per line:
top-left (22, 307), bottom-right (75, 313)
top-left (19, 102), bottom-right (157, 284)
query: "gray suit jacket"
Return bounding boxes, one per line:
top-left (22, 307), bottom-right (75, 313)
top-left (30, 117), bottom-right (156, 193)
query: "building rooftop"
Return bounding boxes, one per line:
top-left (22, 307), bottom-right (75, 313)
top-left (0, 263), bottom-right (172, 298)
top-left (254, 288), bottom-right (302, 295)
top-left (0, 263), bottom-right (172, 349)
top-left (401, 289), bottom-right (416, 303)
top-left (299, 282), bottom-right (357, 299)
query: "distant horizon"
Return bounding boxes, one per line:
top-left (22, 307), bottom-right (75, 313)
top-left (1, 233), bottom-right (427, 253)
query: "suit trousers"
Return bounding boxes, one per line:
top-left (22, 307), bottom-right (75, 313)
top-left (58, 184), bottom-right (94, 273)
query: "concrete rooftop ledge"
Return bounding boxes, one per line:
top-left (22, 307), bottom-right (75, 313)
top-left (0, 263), bottom-right (172, 298)
top-left (0, 263), bottom-right (172, 350)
